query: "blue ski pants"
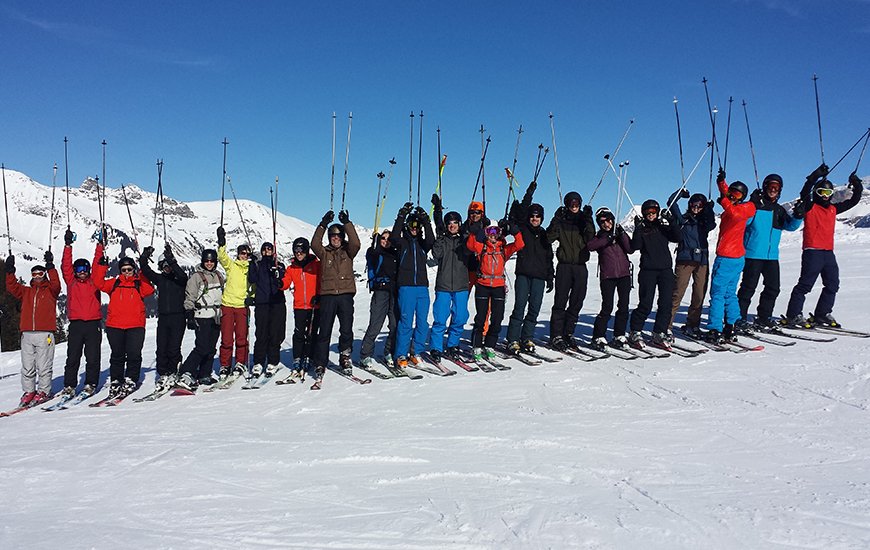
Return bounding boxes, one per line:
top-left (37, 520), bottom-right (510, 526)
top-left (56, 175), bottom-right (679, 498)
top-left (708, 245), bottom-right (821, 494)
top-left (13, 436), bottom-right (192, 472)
top-left (707, 256), bottom-right (745, 332)
top-left (430, 290), bottom-right (469, 352)
top-left (396, 286), bottom-right (430, 358)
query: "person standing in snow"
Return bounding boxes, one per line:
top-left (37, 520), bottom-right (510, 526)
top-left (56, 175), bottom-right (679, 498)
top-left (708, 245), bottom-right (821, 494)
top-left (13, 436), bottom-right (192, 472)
top-left (5, 251), bottom-right (61, 407)
top-left (176, 249), bottom-right (224, 390)
top-left (587, 207), bottom-right (633, 351)
top-left (139, 243), bottom-right (188, 391)
top-left (310, 209), bottom-right (360, 378)
top-left (282, 237), bottom-right (320, 378)
top-left (60, 228), bottom-right (103, 398)
top-left (359, 229), bottom-right (399, 369)
top-left (504, 181), bottom-right (554, 357)
top-left (783, 166), bottom-right (863, 328)
top-left (93, 255), bottom-right (155, 398)
top-left (248, 242), bottom-right (287, 377)
top-left (667, 188), bottom-right (716, 339)
top-left (736, 174), bottom-right (802, 331)
top-left (704, 170), bottom-right (756, 343)
top-left (391, 203), bottom-right (434, 369)
top-left (216, 226), bottom-right (254, 377)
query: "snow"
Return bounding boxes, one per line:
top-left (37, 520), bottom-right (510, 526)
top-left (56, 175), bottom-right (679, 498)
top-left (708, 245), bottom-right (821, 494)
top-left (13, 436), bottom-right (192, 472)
top-left (2, 172), bottom-right (870, 548)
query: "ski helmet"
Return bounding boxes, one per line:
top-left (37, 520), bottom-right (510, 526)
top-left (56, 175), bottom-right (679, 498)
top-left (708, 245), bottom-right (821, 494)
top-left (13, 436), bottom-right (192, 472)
top-left (564, 191), bottom-right (582, 209)
top-left (595, 207), bottom-right (615, 225)
top-left (292, 237), bottom-right (310, 255)
top-left (727, 181), bottom-right (749, 203)
top-left (118, 256), bottom-right (137, 272)
top-left (72, 258), bottom-right (91, 274)
top-left (237, 244), bottom-right (252, 256)
top-left (814, 179), bottom-right (834, 201)
top-left (688, 193), bottom-right (707, 208)
top-left (30, 264), bottom-right (46, 274)
top-left (405, 212), bottom-right (422, 230)
top-left (484, 220), bottom-right (502, 236)
top-left (762, 173), bottom-right (783, 196)
top-left (260, 241), bottom-right (274, 253)
top-left (443, 211), bottom-right (462, 225)
top-left (528, 203), bottom-right (545, 219)
top-left (201, 248), bottom-right (218, 268)
top-left (158, 258), bottom-right (169, 271)
top-left (641, 199), bottom-right (660, 216)
top-left (327, 223), bottom-right (345, 239)
top-left (467, 201), bottom-right (484, 215)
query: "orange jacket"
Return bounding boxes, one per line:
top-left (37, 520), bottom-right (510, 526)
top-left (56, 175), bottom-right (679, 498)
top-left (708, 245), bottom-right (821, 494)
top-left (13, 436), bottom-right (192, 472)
top-left (282, 255), bottom-right (321, 310)
top-left (93, 263), bottom-right (156, 329)
top-left (466, 232), bottom-right (525, 287)
top-left (6, 269), bottom-right (61, 332)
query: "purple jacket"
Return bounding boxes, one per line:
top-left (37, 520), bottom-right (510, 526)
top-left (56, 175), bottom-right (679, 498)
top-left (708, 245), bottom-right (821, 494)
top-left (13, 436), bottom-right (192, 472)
top-left (588, 229), bottom-right (632, 279)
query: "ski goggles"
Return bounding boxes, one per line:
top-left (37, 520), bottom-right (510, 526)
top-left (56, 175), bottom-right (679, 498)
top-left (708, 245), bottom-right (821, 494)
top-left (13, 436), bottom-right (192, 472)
top-left (689, 201), bottom-right (704, 210)
top-left (816, 187), bottom-right (834, 198)
top-left (74, 265), bottom-right (90, 274)
top-left (30, 270), bottom-right (45, 278)
top-left (485, 226), bottom-right (501, 236)
top-left (643, 207), bottom-right (659, 217)
top-left (407, 220), bottom-right (420, 230)
top-left (727, 189), bottom-right (745, 201)
top-left (766, 182), bottom-right (782, 193)
top-left (567, 200), bottom-right (581, 209)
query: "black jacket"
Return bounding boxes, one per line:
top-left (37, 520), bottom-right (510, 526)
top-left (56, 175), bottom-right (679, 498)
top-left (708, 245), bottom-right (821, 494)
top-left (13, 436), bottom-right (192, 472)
top-left (248, 254), bottom-right (286, 305)
top-left (365, 237), bottom-right (399, 293)
top-left (546, 210), bottom-right (595, 265)
top-left (390, 216), bottom-right (434, 287)
top-left (631, 217), bottom-right (680, 270)
top-left (140, 257), bottom-right (188, 315)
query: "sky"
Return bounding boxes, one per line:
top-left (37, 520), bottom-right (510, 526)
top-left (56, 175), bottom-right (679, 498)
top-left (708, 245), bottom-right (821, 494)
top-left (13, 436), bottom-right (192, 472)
top-left (1, 0), bottom-right (869, 228)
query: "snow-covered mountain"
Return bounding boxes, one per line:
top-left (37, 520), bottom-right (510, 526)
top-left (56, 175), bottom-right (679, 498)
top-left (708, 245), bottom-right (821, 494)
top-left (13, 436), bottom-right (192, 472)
top-left (0, 168), bottom-right (319, 271)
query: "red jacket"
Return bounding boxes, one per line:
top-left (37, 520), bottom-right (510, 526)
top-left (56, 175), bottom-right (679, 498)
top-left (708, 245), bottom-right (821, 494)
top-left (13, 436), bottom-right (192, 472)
top-left (715, 179), bottom-right (756, 258)
top-left (61, 243), bottom-right (103, 321)
top-left (282, 255), bottom-right (321, 310)
top-left (93, 263), bottom-right (155, 329)
top-left (466, 232), bottom-right (525, 288)
top-left (6, 269), bottom-right (61, 332)
top-left (802, 203), bottom-right (836, 250)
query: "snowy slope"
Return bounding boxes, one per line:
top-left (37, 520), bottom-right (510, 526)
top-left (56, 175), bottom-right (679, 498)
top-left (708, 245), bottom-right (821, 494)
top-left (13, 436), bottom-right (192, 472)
top-left (1, 172), bottom-right (870, 549)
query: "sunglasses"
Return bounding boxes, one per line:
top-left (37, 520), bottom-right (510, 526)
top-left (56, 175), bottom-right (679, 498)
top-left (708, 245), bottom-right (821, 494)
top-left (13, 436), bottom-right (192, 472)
top-left (469, 210), bottom-right (482, 216)
top-left (120, 267), bottom-right (135, 273)
top-left (643, 209), bottom-right (659, 216)
top-left (766, 184), bottom-right (782, 193)
top-left (816, 188), bottom-right (834, 198)
top-left (74, 265), bottom-right (90, 274)
top-left (568, 201), bottom-right (581, 208)
top-left (238, 250), bottom-right (250, 255)
top-left (529, 214), bottom-right (542, 219)
top-left (203, 259), bottom-right (216, 263)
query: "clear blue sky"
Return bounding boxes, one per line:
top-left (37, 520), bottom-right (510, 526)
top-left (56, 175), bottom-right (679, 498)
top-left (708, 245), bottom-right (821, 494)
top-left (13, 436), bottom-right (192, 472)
top-left (2, 0), bottom-right (868, 228)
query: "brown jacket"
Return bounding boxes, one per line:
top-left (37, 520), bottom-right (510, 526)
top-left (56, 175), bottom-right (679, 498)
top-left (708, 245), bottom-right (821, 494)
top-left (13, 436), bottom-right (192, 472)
top-left (311, 222), bottom-right (360, 295)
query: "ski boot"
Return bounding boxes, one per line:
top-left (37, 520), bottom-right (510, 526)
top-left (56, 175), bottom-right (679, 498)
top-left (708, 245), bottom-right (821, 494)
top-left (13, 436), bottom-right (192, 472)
top-left (175, 373), bottom-right (198, 392)
top-left (396, 356), bottom-right (409, 368)
top-left (251, 364), bottom-right (264, 378)
top-left (81, 384), bottom-right (96, 397)
top-left (18, 391), bottom-right (36, 408)
top-left (651, 332), bottom-right (671, 349)
top-left (339, 352), bottom-right (353, 376)
top-left (445, 346), bottom-right (461, 360)
top-left (522, 340), bottom-right (536, 354)
top-left (107, 380), bottom-right (123, 399)
top-left (383, 353), bottom-right (395, 368)
top-left (781, 313), bottom-right (812, 329)
top-left (232, 362), bottom-right (248, 378)
top-left (610, 335), bottom-right (629, 349)
top-left (681, 325), bottom-right (703, 339)
top-left (550, 336), bottom-right (567, 351)
top-left (563, 336), bottom-right (581, 352)
top-left (472, 347), bottom-right (485, 362)
top-left (360, 356), bottom-right (377, 369)
top-left (428, 349), bottom-right (442, 363)
top-left (59, 386), bottom-right (76, 400)
top-left (265, 363), bottom-right (281, 376)
top-left (733, 319), bottom-right (753, 336)
top-left (121, 378), bottom-right (137, 397)
top-left (665, 329), bottom-right (675, 344)
top-left (506, 341), bottom-right (522, 356)
top-left (753, 317), bottom-right (778, 333)
top-left (591, 337), bottom-right (608, 352)
top-left (31, 391), bottom-right (51, 406)
top-left (811, 313), bottom-right (840, 328)
top-left (198, 375), bottom-right (218, 386)
top-left (483, 347), bottom-right (497, 360)
top-left (314, 365), bottom-right (326, 380)
top-left (704, 329), bottom-right (724, 344)
top-left (628, 331), bottom-right (645, 350)
top-left (408, 354), bottom-right (421, 366)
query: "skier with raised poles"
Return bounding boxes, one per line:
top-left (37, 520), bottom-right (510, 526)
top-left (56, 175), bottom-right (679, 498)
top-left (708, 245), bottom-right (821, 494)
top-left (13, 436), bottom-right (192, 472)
top-left (390, 202), bottom-right (434, 368)
top-left (545, 191), bottom-right (595, 351)
top-left (704, 170), bottom-right (756, 343)
top-left (176, 248), bottom-right (224, 391)
top-left (59, 227), bottom-right (103, 399)
top-left (215, 225), bottom-right (254, 379)
top-left (310, 209), bottom-right (360, 378)
top-left (467, 218), bottom-right (525, 361)
top-left (247, 241), bottom-right (287, 378)
top-left (587, 207), bottom-right (633, 351)
top-left (5, 251), bottom-right (61, 407)
top-left (359, 229), bottom-right (399, 369)
top-left (429, 194), bottom-right (471, 363)
top-left (139, 243), bottom-right (189, 391)
top-left (666, 188), bottom-right (717, 340)
top-left (736, 174), bottom-right (802, 332)
top-left (92, 255), bottom-right (155, 399)
top-left (783, 165), bottom-right (863, 328)
top-left (281, 237), bottom-right (320, 378)
top-left (628, 199), bottom-right (681, 349)
top-left (504, 180), bottom-right (554, 356)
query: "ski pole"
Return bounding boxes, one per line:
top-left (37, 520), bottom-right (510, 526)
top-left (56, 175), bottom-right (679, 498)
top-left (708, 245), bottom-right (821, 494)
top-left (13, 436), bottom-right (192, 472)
top-left (374, 170), bottom-right (385, 233)
top-left (533, 145), bottom-right (549, 182)
top-left (813, 74), bottom-right (825, 165)
top-left (549, 113), bottom-right (563, 203)
top-left (674, 97), bottom-right (687, 186)
top-left (723, 96), bottom-right (733, 170)
top-left (150, 159), bottom-right (163, 247)
top-left (605, 156), bottom-right (638, 216)
top-left (470, 135), bottom-right (491, 203)
top-left (408, 111), bottom-right (415, 203)
top-left (435, 126), bottom-right (443, 202)
top-left (220, 138), bottom-right (229, 227)
top-left (101, 140), bottom-right (107, 231)
top-left (702, 77), bottom-right (723, 169)
top-left (742, 100), bottom-right (761, 189)
top-left (479, 124), bottom-right (487, 209)
top-left (274, 176), bottom-right (279, 256)
top-left (340, 112), bottom-right (353, 211)
top-left (48, 163), bottom-right (57, 252)
top-left (828, 127), bottom-right (870, 174)
top-left (589, 119), bottom-right (634, 203)
top-left (330, 113), bottom-right (336, 211)
top-left (227, 176), bottom-right (252, 250)
top-left (270, 186), bottom-right (275, 251)
top-left (666, 143), bottom-right (712, 211)
top-left (503, 168), bottom-right (518, 218)
top-left (63, 136), bottom-right (71, 229)
top-left (856, 128), bottom-right (870, 173)
top-left (1, 164), bottom-right (10, 255)
top-left (376, 157), bottom-right (397, 232)
top-left (416, 111), bottom-right (423, 206)
top-left (121, 184), bottom-right (139, 253)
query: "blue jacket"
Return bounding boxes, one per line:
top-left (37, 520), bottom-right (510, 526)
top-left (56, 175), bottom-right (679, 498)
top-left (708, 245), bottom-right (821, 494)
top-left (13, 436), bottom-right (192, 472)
top-left (248, 254), bottom-right (286, 305)
top-left (743, 190), bottom-right (802, 260)
top-left (668, 191), bottom-right (717, 265)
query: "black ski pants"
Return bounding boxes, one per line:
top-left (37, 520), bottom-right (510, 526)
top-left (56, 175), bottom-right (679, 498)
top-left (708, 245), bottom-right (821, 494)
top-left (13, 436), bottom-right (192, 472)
top-left (314, 294), bottom-right (354, 368)
top-left (550, 263), bottom-right (588, 339)
top-left (630, 268), bottom-right (674, 335)
top-left (737, 258), bottom-right (781, 323)
top-left (105, 326), bottom-right (146, 384)
top-left (472, 284), bottom-right (506, 348)
top-left (360, 289), bottom-right (397, 360)
top-left (181, 317), bottom-right (222, 379)
top-left (253, 302), bottom-right (287, 366)
top-left (593, 276), bottom-right (631, 340)
top-left (155, 312), bottom-right (185, 377)
top-left (64, 319), bottom-right (102, 388)
top-left (293, 308), bottom-right (319, 362)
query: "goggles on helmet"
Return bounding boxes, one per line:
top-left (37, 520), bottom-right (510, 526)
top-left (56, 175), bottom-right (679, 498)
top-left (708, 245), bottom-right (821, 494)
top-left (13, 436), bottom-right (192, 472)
top-left (74, 265), bottom-right (90, 274)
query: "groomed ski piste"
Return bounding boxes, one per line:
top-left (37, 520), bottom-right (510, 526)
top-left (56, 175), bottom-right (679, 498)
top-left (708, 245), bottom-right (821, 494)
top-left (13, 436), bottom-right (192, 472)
top-left (2, 172), bottom-right (870, 548)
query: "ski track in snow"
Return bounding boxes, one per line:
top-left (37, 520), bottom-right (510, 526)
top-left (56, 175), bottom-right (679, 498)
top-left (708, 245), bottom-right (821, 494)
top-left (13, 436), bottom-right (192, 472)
top-left (2, 182), bottom-right (870, 547)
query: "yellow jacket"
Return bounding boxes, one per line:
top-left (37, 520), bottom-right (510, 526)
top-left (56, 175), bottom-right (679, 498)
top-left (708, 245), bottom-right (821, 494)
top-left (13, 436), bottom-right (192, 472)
top-left (218, 245), bottom-right (253, 307)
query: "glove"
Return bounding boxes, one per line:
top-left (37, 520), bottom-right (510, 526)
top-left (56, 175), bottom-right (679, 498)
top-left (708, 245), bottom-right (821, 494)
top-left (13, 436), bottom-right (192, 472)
top-left (498, 218), bottom-right (510, 236)
top-left (64, 228), bottom-right (75, 246)
top-left (244, 297), bottom-right (255, 306)
top-left (634, 215), bottom-right (644, 228)
top-left (338, 210), bottom-right (350, 224)
top-left (582, 204), bottom-right (593, 219)
top-left (679, 188), bottom-right (690, 199)
top-left (546, 278), bottom-right (554, 293)
top-left (271, 266), bottom-right (283, 280)
top-left (44, 251), bottom-right (54, 271)
top-left (614, 224), bottom-right (625, 238)
top-left (526, 180), bottom-right (537, 195)
top-left (750, 188), bottom-right (762, 203)
top-left (555, 206), bottom-right (567, 220)
top-left (163, 245), bottom-right (175, 262)
top-left (217, 226), bottom-right (226, 247)
top-left (397, 202), bottom-right (413, 219)
top-left (415, 206), bottom-right (429, 221)
top-left (320, 211), bottom-right (335, 228)
top-left (661, 209), bottom-right (673, 223)
top-left (431, 193), bottom-right (442, 211)
top-left (5, 255), bottom-right (14, 274)
top-left (791, 199), bottom-right (805, 219)
top-left (716, 168), bottom-right (726, 184)
top-left (849, 171), bottom-right (862, 188)
top-left (141, 246), bottom-right (154, 263)
top-left (98, 255), bottom-right (109, 266)
top-left (808, 163), bottom-right (829, 181)
top-left (186, 311), bottom-right (197, 330)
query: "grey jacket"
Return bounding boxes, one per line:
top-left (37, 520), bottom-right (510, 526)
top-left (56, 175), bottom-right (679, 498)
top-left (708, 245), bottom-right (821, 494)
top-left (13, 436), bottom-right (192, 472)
top-left (432, 231), bottom-right (471, 292)
top-left (184, 266), bottom-right (225, 322)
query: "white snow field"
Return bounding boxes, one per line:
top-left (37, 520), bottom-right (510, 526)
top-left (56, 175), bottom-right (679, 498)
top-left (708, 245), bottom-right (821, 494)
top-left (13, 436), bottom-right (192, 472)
top-left (1, 171), bottom-right (870, 549)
